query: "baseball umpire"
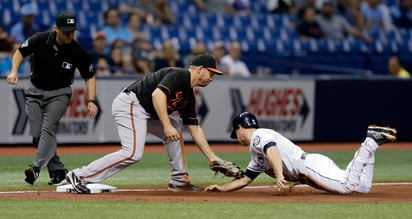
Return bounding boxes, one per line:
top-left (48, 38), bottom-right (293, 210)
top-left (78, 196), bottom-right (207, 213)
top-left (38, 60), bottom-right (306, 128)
top-left (66, 54), bottom-right (241, 194)
top-left (204, 112), bottom-right (397, 194)
top-left (7, 12), bottom-right (98, 185)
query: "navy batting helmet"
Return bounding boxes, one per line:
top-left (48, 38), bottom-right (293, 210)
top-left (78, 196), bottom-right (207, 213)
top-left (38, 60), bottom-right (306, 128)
top-left (230, 112), bottom-right (259, 139)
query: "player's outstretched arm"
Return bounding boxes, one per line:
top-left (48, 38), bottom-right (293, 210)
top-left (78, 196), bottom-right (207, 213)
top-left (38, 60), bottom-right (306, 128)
top-left (84, 76), bottom-right (98, 118)
top-left (204, 175), bottom-right (253, 192)
top-left (186, 125), bottom-right (220, 162)
top-left (266, 146), bottom-right (286, 191)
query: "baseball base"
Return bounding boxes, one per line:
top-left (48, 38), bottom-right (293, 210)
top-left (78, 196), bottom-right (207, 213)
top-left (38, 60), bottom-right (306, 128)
top-left (56, 184), bottom-right (117, 193)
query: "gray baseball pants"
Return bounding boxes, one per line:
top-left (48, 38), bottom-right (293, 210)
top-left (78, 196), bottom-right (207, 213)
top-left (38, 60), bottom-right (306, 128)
top-left (73, 91), bottom-right (190, 186)
top-left (25, 82), bottom-right (71, 173)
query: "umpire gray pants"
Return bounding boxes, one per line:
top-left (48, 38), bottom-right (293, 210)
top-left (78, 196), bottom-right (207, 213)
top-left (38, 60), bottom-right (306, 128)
top-left (25, 82), bottom-right (71, 172)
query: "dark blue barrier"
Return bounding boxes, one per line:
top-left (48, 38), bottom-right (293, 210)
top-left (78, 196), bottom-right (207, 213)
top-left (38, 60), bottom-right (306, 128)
top-left (314, 77), bottom-right (412, 142)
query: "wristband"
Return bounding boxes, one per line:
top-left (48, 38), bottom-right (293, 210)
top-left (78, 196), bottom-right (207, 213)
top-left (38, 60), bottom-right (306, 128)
top-left (88, 100), bottom-right (96, 104)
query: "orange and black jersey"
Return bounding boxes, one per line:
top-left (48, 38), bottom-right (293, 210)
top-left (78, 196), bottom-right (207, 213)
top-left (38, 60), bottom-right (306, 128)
top-left (126, 67), bottom-right (199, 126)
top-left (19, 31), bottom-right (94, 90)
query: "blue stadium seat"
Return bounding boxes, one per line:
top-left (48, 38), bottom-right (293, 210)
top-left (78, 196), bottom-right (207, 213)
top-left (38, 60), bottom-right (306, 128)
top-left (0, 0), bottom-right (402, 76)
top-left (36, 10), bottom-right (53, 31)
top-left (105, 0), bottom-right (121, 8)
top-left (193, 26), bottom-right (206, 42)
top-left (88, 0), bottom-right (105, 11)
top-left (210, 26), bottom-right (223, 41)
top-left (177, 26), bottom-right (189, 42)
top-left (248, 14), bottom-right (262, 30)
top-left (155, 26), bottom-right (168, 41)
top-left (81, 10), bottom-right (104, 30)
top-left (206, 13), bottom-right (225, 29)
top-left (147, 28), bottom-right (162, 41)
top-left (0, 8), bottom-right (14, 29)
top-left (250, 0), bottom-right (268, 13)
top-left (237, 27), bottom-right (255, 42)
top-left (383, 0), bottom-right (398, 7)
top-left (66, 0), bottom-right (86, 11)
top-left (0, 0), bottom-right (18, 15)
top-left (35, 0), bottom-right (50, 13)
top-left (168, 0), bottom-right (179, 16)
top-left (165, 26), bottom-right (179, 40)
top-left (50, 0), bottom-right (69, 15)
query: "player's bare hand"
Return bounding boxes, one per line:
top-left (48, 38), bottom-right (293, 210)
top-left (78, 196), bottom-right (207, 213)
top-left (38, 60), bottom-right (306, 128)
top-left (276, 176), bottom-right (287, 191)
top-left (163, 126), bottom-right (179, 143)
top-left (88, 102), bottom-right (98, 118)
top-left (6, 72), bottom-right (19, 85)
top-left (203, 185), bottom-right (221, 192)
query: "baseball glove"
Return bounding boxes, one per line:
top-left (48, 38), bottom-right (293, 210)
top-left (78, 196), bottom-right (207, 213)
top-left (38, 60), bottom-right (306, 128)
top-left (210, 160), bottom-right (244, 178)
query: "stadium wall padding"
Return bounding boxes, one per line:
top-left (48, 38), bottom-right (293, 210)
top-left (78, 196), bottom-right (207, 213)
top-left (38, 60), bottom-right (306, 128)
top-left (0, 76), bottom-right (410, 144)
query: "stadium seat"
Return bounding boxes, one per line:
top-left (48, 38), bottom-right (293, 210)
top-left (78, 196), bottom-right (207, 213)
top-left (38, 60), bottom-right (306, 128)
top-left (87, 0), bottom-right (105, 11)
top-left (0, 8), bottom-right (13, 28)
top-left (0, 0), bottom-right (404, 76)
top-left (193, 26), bottom-right (206, 42)
top-left (36, 10), bottom-right (53, 31)
top-left (48, 0), bottom-right (68, 15)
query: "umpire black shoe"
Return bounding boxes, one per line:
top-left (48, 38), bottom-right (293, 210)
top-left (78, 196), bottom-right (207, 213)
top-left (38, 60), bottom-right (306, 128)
top-left (367, 125), bottom-right (397, 145)
top-left (168, 182), bottom-right (204, 192)
top-left (24, 165), bottom-right (40, 185)
top-left (48, 169), bottom-right (68, 186)
top-left (65, 171), bottom-right (90, 194)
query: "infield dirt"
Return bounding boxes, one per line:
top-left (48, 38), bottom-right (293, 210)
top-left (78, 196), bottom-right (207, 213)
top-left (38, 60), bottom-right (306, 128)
top-left (1, 143), bottom-right (411, 203)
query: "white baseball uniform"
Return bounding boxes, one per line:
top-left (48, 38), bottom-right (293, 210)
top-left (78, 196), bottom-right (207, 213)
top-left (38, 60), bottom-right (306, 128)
top-left (246, 128), bottom-right (379, 194)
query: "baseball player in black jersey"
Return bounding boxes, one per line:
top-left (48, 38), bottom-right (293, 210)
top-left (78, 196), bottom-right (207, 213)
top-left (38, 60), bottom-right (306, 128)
top-left (66, 54), bottom-right (226, 194)
top-left (7, 12), bottom-right (98, 186)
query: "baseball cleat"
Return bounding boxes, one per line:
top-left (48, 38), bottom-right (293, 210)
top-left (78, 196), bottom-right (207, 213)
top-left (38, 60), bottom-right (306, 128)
top-left (168, 182), bottom-right (204, 192)
top-left (48, 169), bottom-right (68, 186)
top-left (367, 125), bottom-right (397, 145)
top-left (24, 165), bottom-right (40, 185)
top-left (367, 125), bottom-right (397, 135)
top-left (65, 171), bottom-right (90, 194)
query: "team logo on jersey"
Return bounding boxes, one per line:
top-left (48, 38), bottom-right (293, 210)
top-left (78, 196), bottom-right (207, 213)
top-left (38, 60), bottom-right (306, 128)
top-left (22, 40), bottom-right (29, 48)
top-left (256, 156), bottom-right (265, 169)
top-left (253, 136), bottom-right (260, 147)
top-left (89, 64), bottom-right (94, 72)
top-left (167, 91), bottom-right (188, 111)
top-left (62, 62), bottom-right (73, 70)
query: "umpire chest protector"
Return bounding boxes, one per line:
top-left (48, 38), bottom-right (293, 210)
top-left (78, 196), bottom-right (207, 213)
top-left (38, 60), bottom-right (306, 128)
top-left (19, 31), bottom-right (94, 90)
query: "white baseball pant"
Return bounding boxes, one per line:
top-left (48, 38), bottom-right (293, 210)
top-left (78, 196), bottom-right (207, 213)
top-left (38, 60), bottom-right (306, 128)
top-left (299, 137), bottom-right (378, 194)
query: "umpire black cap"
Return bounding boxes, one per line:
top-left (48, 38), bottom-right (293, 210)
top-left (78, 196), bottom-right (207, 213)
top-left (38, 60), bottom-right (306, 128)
top-left (230, 112), bottom-right (259, 139)
top-left (56, 12), bottom-right (78, 32)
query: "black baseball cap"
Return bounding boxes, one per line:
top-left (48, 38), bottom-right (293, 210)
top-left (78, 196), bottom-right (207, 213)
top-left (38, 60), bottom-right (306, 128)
top-left (191, 54), bottom-right (223, 75)
top-left (230, 112), bottom-right (259, 139)
top-left (56, 12), bottom-right (78, 32)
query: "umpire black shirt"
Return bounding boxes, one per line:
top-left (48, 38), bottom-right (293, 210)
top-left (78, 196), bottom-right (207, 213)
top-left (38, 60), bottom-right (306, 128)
top-left (126, 67), bottom-right (199, 126)
top-left (19, 31), bottom-right (94, 90)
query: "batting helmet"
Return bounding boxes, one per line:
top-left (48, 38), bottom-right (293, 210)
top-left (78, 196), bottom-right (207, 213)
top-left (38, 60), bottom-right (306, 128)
top-left (230, 112), bottom-right (259, 139)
